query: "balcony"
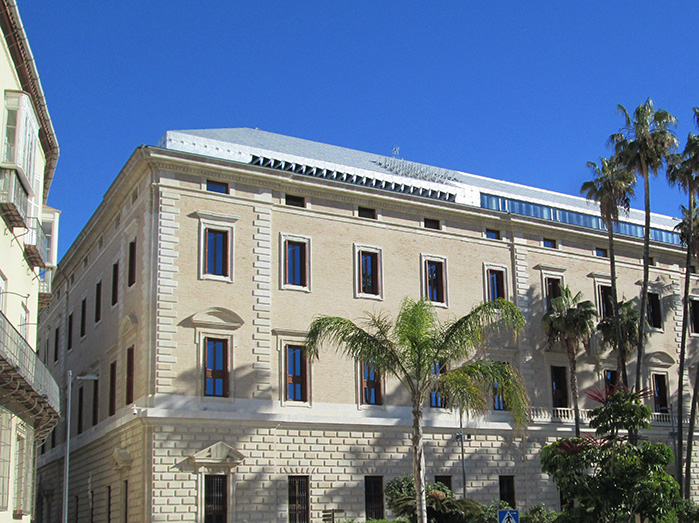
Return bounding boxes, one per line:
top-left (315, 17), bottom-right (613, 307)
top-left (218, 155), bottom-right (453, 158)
top-left (23, 216), bottom-right (48, 268)
top-left (38, 269), bottom-right (52, 309)
top-left (529, 406), bottom-right (688, 427)
top-left (0, 167), bottom-right (28, 228)
top-left (0, 311), bottom-right (60, 438)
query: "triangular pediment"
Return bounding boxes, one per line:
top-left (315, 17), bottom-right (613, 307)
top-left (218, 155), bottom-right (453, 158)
top-left (189, 442), bottom-right (244, 470)
top-left (111, 448), bottom-right (133, 472)
top-left (190, 307), bottom-right (244, 329)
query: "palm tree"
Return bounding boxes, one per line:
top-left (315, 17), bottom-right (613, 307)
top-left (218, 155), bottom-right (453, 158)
top-left (667, 117), bottom-right (699, 492)
top-left (542, 286), bottom-right (598, 437)
top-left (306, 297), bottom-right (529, 523)
top-left (609, 98), bottom-right (678, 391)
top-left (596, 299), bottom-right (640, 386)
top-left (581, 156), bottom-right (635, 386)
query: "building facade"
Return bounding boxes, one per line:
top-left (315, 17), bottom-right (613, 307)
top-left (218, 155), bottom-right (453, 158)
top-left (0, 0), bottom-right (61, 521)
top-left (37, 128), bottom-right (696, 522)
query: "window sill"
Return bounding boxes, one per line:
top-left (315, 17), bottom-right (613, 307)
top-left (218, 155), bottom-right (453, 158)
top-left (201, 274), bottom-right (234, 284)
top-left (282, 400), bottom-right (312, 408)
top-left (356, 293), bottom-right (383, 301)
top-left (281, 284), bottom-right (311, 293)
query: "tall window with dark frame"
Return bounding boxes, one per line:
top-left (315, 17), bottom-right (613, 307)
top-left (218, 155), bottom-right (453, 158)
top-left (67, 314), bottom-right (73, 351)
top-left (499, 475), bottom-right (516, 509)
top-left (54, 326), bottom-right (60, 362)
top-left (123, 480), bottom-right (128, 523)
top-left (551, 366), bottom-right (568, 408)
top-left (125, 346), bottom-right (134, 404)
top-left (94, 281), bottom-right (102, 323)
top-left (111, 261), bottom-right (119, 305)
top-left (286, 345), bottom-right (308, 402)
top-left (80, 298), bottom-right (86, 337)
top-left (425, 260), bottom-right (445, 303)
top-left (493, 378), bottom-right (506, 411)
top-left (285, 240), bottom-right (307, 287)
top-left (487, 268), bottom-right (505, 301)
top-left (109, 361), bottom-right (116, 416)
top-left (545, 277), bottom-right (562, 312)
top-left (204, 474), bottom-right (228, 523)
top-left (92, 379), bottom-right (99, 426)
top-left (365, 476), bottom-right (384, 520)
top-left (205, 338), bottom-right (229, 397)
top-left (77, 386), bottom-right (84, 434)
top-left (647, 292), bottom-right (662, 329)
top-left (653, 374), bottom-right (669, 413)
top-left (106, 486), bottom-right (111, 523)
top-left (430, 360), bottom-right (446, 408)
top-left (598, 285), bottom-right (613, 319)
top-left (205, 229), bottom-right (229, 277)
top-left (127, 239), bottom-right (136, 287)
top-left (691, 300), bottom-right (699, 334)
top-left (604, 369), bottom-right (618, 392)
top-left (362, 360), bottom-right (382, 405)
top-left (360, 251), bottom-right (379, 296)
top-left (288, 476), bottom-right (309, 523)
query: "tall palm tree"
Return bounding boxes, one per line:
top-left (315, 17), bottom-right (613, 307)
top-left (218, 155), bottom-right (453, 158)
top-left (542, 286), bottom-right (598, 437)
top-left (581, 157), bottom-right (635, 386)
top-left (596, 299), bottom-right (640, 386)
top-left (667, 116), bottom-right (699, 492)
top-left (306, 297), bottom-right (529, 523)
top-left (609, 98), bottom-right (678, 391)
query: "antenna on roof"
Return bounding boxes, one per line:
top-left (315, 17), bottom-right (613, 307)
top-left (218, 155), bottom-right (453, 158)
top-left (392, 146), bottom-right (400, 158)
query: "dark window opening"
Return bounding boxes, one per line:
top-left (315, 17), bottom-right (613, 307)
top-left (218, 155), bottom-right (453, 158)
top-left (551, 366), bottom-right (568, 408)
top-left (204, 475), bottom-right (228, 523)
top-left (424, 218), bottom-right (441, 230)
top-left (109, 362), bottom-right (117, 416)
top-left (487, 269), bottom-right (505, 301)
top-left (596, 247), bottom-right (608, 257)
top-left (205, 338), bottom-right (229, 397)
top-left (434, 475), bottom-right (452, 491)
top-left (54, 326), bottom-right (60, 362)
top-left (647, 292), bottom-right (662, 329)
top-left (426, 260), bottom-right (445, 303)
top-left (127, 240), bottom-right (136, 287)
top-left (691, 300), bottom-right (699, 334)
top-left (126, 346), bottom-right (134, 404)
top-left (92, 379), bottom-right (99, 426)
top-left (123, 480), bottom-right (128, 523)
top-left (288, 476), bottom-right (309, 523)
top-left (285, 241), bottom-right (307, 287)
top-left (545, 277), bottom-right (562, 312)
top-left (653, 374), bottom-right (669, 414)
top-left (499, 475), bottom-right (515, 509)
top-left (604, 369), bottom-right (618, 392)
top-left (599, 285), bottom-right (613, 319)
top-left (94, 281), bottom-right (102, 323)
top-left (206, 180), bottom-right (228, 194)
top-left (430, 360), bottom-right (446, 408)
top-left (360, 251), bottom-right (379, 295)
top-left (285, 194), bottom-right (305, 208)
top-left (358, 206), bottom-right (377, 219)
top-left (77, 386), bottom-right (84, 435)
top-left (286, 345), bottom-right (307, 402)
top-left (80, 298), bottom-right (86, 337)
top-left (111, 261), bottom-right (119, 305)
top-left (205, 229), bottom-right (229, 277)
top-left (365, 476), bottom-right (384, 520)
top-left (543, 238), bottom-right (557, 249)
top-left (363, 360), bottom-right (382, 405)
top-left (485, 228), bottom-right (501, 240)
top-left (67, 314), bottom-right (73, 351)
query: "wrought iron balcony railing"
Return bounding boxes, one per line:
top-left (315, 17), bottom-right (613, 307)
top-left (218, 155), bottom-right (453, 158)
top-left (0, 167), bottom-right (28, 228)
top-left (23, 216), bottom-right (48, 268)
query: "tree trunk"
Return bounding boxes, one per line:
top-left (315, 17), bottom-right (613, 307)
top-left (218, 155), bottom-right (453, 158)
top-left (609, 224), bottom-right (627, 387)
top-left (686, 359), bottom-right (699, 499)
top-left (412, 399), bottom-right (427, 523)
top-left (635, 167), bottom-right (651, 392)
top-left (678, 191), bottom-right (694, 494)
top-left (568, 341), bottom-right (581, 437)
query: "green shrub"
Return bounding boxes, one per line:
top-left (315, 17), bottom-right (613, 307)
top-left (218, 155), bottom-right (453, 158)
top-left (385, 473), bottom-right (453, 513)
top-left (677, 498), bottom-right (699, 523)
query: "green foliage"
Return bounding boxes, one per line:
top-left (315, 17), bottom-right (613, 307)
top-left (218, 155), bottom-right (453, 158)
top-left (366, 519), bottom-right (409, 523)
top-left (596, 299), bottom-right (639, 363)
top-left (540, 386), bottom-right (680, 522)
top-left (465, 500), bottom-right (511, 523)
top-left (519, 504), bottom-right (561, 523)
top-left (677, 498), bottom-right (699, 522)
top-left (385, 474), bottom-right (453, 512)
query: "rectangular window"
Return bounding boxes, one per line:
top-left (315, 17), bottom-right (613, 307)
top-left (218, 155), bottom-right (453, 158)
top-left (424, 218), bottom-right (441, 230)
top-left (67, 314), bottom-right (73, 351)
top-left (653, 374), bottom-right (669, 413)
top-left (205, 338), bottom-right (229, 397)
top-left (123, 480), bottom-right (128, 523)
top-left (425, 259), bottom-right (445, 303)
top-left (359, 250), bottom-right (380, 296)
top-left (92, 379), bottom-right (99, 426)
top-left (365, 476), bottom-right (384, 520)
top-left (106, 486), bottom-right (111, 523)
top-left (499, 475), bottom-right (516, 509)
top-left (54, 326), bottom-right (60, 362)
top-left (493, 377), bottom-right (506, 411)
top-left (692, 300), bottom-right (699, 334)
top-left (545, 277), bottom-right (562, 312)
top-left (543, 238), bottom-right (557, 249)
top-left (551, 366), bottom-right (568, 408)
top-left (80, 298), bottom-right (87, 337)
top-left (435, 475), bottom-right (452, 490)
top-left (205, 475), bottom-right (228, 521)
top-left (126, 347), bottom-right (134, 405)
top-left (430, 361), bottom-right (446, 408)
top-left (647, 292), bottom-right (662, 329)
top-left (109, 362), bottom-right (116, 416)
top-left (604, 369), bottom-right (617, 391)
top-left (206, 180), bottom-right (228, 194)
top-left (487, 269), bottom-right (505, 301)
top-left (111, 261), bottom-right (119, 305)
top-left (205, 229), bottom-right (229, 277)
top-left (77, 386), bottom-right (84, 435)
top-left (362, 361), bottom-right (382, 405)
top-left (485, 228), bottom-right (501, 240)
top-left (595, 247), bottom-right (608, 257)
top-left (285, 240), bottom-right (308, 288)
top-left (285, 194), bottom-right (305, 208)
top-left (127, 240), bottom-right (136, 287)
top-left (94, 281), bottom-right (102, 323)
top-left (286, 345), bottom-right (308, 402)
top-left (358, 206), bottom-right (377, 219)
top-left (598, 285), bottom-right (613, 319)
top-left (288, 476), bottom-right (309, 523)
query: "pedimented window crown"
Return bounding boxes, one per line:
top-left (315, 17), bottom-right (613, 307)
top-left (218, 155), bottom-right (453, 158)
top-left (190, 307), bottom-right (244, 330)
top-left (189, 441), bottom-right (244, 470)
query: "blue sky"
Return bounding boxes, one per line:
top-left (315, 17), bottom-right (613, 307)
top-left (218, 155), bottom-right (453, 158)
top-left (18, 1), bottom-right (699, 259)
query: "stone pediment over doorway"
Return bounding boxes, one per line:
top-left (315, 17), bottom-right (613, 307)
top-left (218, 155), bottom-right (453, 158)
top-left (111, 448), bottom-right (133, 472)
top-left (645, 351), bottom-right (674, 368)
top-left (189, 307), bottom-right (244, 330)
top-left (189, 442), bottom-right (244, 471)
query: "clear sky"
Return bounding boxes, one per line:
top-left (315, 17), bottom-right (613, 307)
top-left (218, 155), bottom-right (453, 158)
top-left (18, 1), bottom-right (699, 259)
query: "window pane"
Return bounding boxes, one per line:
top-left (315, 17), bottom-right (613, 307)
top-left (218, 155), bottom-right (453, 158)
top-left (285, 241), bottom-right (307, 286)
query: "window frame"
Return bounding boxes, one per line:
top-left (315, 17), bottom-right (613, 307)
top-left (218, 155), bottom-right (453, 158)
top-left (430, 360), bottom-right (447, 409)
top-left (288, 475), bottom-right (310, 523)
top-left (206, 179), bottom-right (229, 194)
top-left (354, 244), bottom-right (383, 300)
top-left (421, 254), bottom-right (448, 307)
top-left (595, 247), bottom-right (608, 258)
top-left (597, 284), bottom-right (613, 319)
top-left (364, 476), bottom-right (385, 520)
top-left (80, 297), bottom-right (87, 338)
top-left (111, 260), bottom-right (119, 306)
top-left (484, 228), bottom-right (502, 240)
top-left (281, 233), bottom-right (311, 291)
top-left (285, 344), bottom-right (309, 404)
top-left (551, 365), bottom-right (568, 409)
top-left (285, 194), bottom-right (306, 208)
top-left (542, 238), bottom-right (558, 249)
top-left (483, 263), bottom-right (508, 302)
top-left (646, 291), bottom-right (663, 330)
top-left (125, 346), bottom-right (135, 404)
top-left (357, 206), bottom-right (378, 219)
top-left (108, 361), bottom-right (117, 417)
top-left (127, 239), bottom-right (137, 287)
top-left (196, 211), bottom-right (238, 283)
top-left (361, 359), bottom-right (383, 406)
top-left (691, 298), bottom-right (699, 335)
top-left (94, 279), bottom-right (102, 324)
top-left (652, 373), bottom-right (669, 414)
top-left (203, 337), bottom-right (230, 398)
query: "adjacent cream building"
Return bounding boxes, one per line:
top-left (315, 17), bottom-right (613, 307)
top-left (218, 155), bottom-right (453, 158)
top-left (37, 128), bottom-right (696, 522)
top-left (0, 0), bottom-right (61, 521)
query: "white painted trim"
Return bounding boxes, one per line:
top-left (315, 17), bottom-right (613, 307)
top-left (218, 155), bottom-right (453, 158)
top-left (353, 243), bottom-right (384, 300)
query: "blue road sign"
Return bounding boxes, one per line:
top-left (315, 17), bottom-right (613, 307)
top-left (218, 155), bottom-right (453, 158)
top-left (498, 509), bottom-right (519, 523)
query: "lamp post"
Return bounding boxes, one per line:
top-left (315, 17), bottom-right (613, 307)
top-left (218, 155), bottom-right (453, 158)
top-left (62, 371), bottom-right (98, 523)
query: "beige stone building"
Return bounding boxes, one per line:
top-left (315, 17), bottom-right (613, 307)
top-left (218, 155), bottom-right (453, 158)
top-left (0, 0), bottom-right (61, 521)
top-left (36, 128), bottom-right (696, 522)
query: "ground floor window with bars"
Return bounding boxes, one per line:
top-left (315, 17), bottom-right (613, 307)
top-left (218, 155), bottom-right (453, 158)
top-left (204, 475), bottom-right (227, 523)
top-left (365, 476), bottom-right (384, 520)
top-left (288, 475), bottom-right (309, 523)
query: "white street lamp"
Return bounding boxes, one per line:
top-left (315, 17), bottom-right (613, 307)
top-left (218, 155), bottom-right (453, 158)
top-left (62, 370), bottom-right (98, 523)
